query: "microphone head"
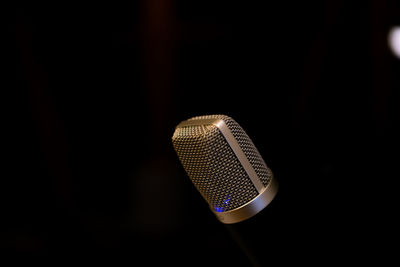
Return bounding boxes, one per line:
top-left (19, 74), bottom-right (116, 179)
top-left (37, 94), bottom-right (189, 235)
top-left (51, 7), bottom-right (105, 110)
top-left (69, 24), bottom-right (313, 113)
top-left (172, 114), bottom-right (278, 223)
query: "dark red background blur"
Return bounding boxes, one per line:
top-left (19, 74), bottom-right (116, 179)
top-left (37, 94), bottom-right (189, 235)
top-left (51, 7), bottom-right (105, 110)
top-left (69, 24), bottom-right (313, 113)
top-left (2, 1), bottom-right (398, 265)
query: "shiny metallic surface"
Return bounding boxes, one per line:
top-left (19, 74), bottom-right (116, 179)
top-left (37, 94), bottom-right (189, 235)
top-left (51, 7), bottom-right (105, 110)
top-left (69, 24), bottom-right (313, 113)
top-left (172, 114), bottom-right (277, 223)
top-left (177, 118), bottom-right (265, 192)
top-left (213, 175), bottom-right (278, 224)
top-left (215, 119), bottom-right (265, 193)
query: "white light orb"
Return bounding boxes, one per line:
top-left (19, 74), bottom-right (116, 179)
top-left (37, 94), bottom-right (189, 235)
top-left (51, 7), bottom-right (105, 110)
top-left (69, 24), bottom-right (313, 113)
top-left (388, 27), bottom-right (400, 59)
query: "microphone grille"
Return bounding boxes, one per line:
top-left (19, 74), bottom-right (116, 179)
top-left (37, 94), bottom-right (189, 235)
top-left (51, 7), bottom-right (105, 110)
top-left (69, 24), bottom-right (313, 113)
top-left (172, 115), bottom-right (273, 213)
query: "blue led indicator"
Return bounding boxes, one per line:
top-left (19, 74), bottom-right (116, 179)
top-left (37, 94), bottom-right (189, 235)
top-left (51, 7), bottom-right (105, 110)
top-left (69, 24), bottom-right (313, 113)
top-left (214, 195), bottom-right (232, 212)
top-left (214, 207), bottom-right (225, 212)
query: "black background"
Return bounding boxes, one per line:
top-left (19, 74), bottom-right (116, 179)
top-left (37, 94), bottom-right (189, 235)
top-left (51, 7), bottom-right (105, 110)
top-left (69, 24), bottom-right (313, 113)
top-left (2, 1), bottom-right (399, 265)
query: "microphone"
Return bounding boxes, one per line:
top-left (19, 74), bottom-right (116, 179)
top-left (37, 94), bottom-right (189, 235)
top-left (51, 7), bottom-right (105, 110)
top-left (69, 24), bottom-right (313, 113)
top-left (172, 114), bottom-right (278, 223)
top-left (172, 114), bottom-right (279, 265)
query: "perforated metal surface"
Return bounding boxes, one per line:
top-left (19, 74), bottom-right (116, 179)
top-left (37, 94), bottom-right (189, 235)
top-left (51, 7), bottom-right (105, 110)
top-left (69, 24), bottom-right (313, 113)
top-left (172, 115), bottom-right (273, 212)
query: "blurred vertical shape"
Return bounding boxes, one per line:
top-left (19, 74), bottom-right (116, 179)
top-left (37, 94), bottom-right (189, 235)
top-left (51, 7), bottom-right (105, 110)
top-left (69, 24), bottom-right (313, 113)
top-left (141, 0), bottom-right (176, 154)
top-left (370, 0), bottom-right (393, 133)
top-left (15, 10), bottom-right (75, 213)
top-left (294, 0), bottom-right (343, 126)
top-left (369, 2), bottom-right (397, 260)
top-left (134, 0), bottom-right (180, 235)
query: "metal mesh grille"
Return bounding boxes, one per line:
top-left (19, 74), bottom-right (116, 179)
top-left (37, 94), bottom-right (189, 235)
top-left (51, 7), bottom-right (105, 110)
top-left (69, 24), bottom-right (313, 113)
top-left (172, 115), bottom-right (273, 212)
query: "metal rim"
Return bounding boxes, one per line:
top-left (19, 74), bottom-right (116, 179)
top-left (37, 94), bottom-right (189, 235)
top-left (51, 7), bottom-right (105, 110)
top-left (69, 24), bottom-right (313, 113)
top-left (212, 176), bottom-right (278, 224)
